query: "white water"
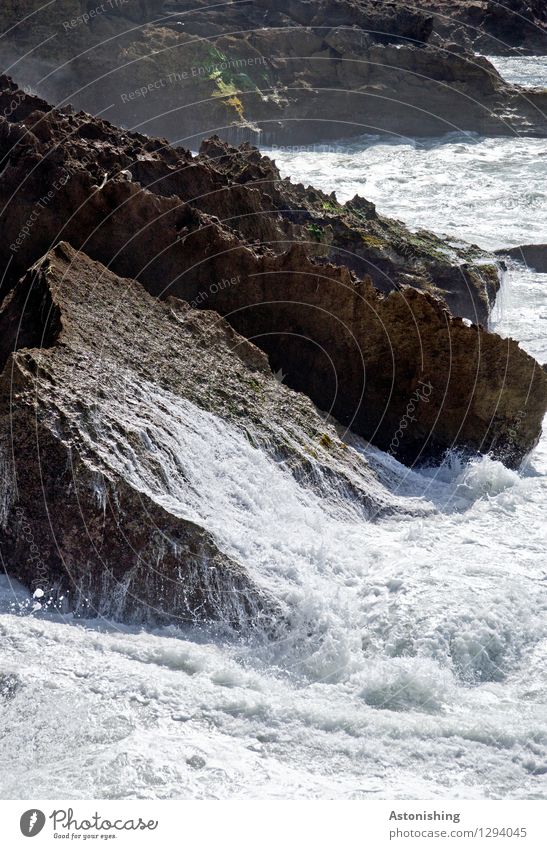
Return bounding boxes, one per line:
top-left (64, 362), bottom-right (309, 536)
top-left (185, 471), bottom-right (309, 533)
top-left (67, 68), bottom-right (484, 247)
top-left (270, 134), bottom-right (546, 252)
top-left (485, 55), bottom-right (547, 89)
top-left (1, 61), bottom-right (547, 801)
top-left (268, 55), bottom-right (547, 254)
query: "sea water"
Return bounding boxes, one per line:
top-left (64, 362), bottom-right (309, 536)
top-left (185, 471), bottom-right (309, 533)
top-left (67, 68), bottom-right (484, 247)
top-left (0, 57), bottom-right (545, 800)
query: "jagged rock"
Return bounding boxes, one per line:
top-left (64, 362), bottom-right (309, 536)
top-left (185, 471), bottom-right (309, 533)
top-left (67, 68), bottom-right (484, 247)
top-left (0, 243), bottom-right (417, 622)
top-left (0, 77), bottom-right (499, 325)
top-left (201, 244), bottom-right (547, 468)
top-left (198, 137), bottom-right (500, 324)
top-left (0, 1), bottom-right (545, 146)
top-left (414, 0), bottom-right (547, 55)
top-left (482, 0), bottom-right (547, 52)
top-left (0, 82), bottom-right (544, 471)
top-left (0, 247), bottom-right (271, 626)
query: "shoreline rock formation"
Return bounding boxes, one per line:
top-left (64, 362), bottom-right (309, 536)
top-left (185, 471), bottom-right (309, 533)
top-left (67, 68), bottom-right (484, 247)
top-left (0, 79), bottom-right (544, 468)
top-left (0, 1), bottom-right (545, 147)
top-left (414, 0), bottom-right (547, 56)
top-left (0, 75), bottom-right (500, 321)
top-left (0, 76), bottom-right (546, 621)
top-left (1, 242), bottom-right (414, 622)
top-left (496, 244), bottom-right (547, 273)
top-left (1, 237), bottom-right (544, 622)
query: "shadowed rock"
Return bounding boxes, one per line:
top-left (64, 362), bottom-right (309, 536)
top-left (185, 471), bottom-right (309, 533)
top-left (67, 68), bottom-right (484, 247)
top-left (497, 244), bottom-right (547, 273)
top-left (0, 83), bottom-right (544, 471)
top-left (0, 76), bottom-right (499, 323)
top-left (414, 0), bottom-right (547, 55)
top-left (0, 243), bottom-right (418, 622)
top-left (0, 1), bottom-right (544, 146)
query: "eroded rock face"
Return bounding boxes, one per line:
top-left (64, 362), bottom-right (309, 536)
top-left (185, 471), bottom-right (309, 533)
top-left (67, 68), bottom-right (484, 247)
top-left (414, 0), bottom-right (547, 55)
top-left (0, 246), bottom-right (271, 626)
top-left (0, 243), bottom-right (409, 622)
top-left (0, 76), bottom-right (499, 323)
top-left (197, 137), bottom-right (500, 324)
top-left (199, 244), bottom-right (547, 468)
top-left (0, 82), bottom-right (544, 472)
top-left (2, 242), bottom-right (543, 625)
top-left (0, 0), bottom-right (544, 146)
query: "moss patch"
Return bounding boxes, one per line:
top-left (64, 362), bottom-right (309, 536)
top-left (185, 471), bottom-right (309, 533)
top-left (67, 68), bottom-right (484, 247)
top-left (306, 222), bottom-right (324, 241)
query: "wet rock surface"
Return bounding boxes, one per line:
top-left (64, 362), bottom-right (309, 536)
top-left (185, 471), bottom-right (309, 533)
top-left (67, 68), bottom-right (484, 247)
top-left (0, 243), bottom-right (410, 622)
top-left (497, 244), bottom-right (547, 273)
top-left (414, 0), bottom-right (547, 55)
top-left (0, 76), bottom-right (499, 321)
top-left (1, 238), bottom-right (544, 623)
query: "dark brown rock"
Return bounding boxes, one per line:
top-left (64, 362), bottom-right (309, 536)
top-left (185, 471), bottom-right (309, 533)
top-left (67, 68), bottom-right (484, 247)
top-left (414, 0), bottom-right (547, 55)
top-left (0, 79), bottom-right (499, 326)
top-left (0, 243), bottom-right (408, 621)
top-left (0, 82), bottom-right (544, 471)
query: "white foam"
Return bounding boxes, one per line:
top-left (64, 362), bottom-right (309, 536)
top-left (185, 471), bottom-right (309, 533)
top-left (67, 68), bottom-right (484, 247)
top-left (269, 136), bottom-right (547, 252)
top-left (2, 125), bottom-right (547, 801)
top-left (485, 55), bottom-right (547, 89)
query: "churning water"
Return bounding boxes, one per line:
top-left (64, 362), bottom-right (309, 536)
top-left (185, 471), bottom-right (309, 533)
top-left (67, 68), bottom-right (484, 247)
top-left (0, 59), bottom-right (546, 801)
top-left (484, 55), bottom-right (547, 89)
top-left (270, 134), bottom-right (546, 252)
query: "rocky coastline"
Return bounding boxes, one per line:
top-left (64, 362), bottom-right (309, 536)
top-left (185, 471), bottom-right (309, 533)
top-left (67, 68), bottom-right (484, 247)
top-left (0, 74), bottom-right (546, 621)
top-left (0, 1), bottom-right (545, 147)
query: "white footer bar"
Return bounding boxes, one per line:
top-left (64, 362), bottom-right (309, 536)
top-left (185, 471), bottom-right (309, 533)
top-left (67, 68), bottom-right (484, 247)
top-left (2, 800), bottom-right (545, 848)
